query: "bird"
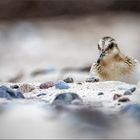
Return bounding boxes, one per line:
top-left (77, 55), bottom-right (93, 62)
top-left (89, 36), bottom-right (140, 84)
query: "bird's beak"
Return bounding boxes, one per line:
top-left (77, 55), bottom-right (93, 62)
top-left (100, 51), bottom-right (106, 59)
top-left (97, 51), bottom-right (106, 63)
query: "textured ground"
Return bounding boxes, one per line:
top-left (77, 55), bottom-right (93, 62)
top-left (0, 81), bottom-right (140, 139)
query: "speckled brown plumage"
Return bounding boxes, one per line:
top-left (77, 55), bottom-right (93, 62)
top-left (90, 36), bottom-right (140, 84)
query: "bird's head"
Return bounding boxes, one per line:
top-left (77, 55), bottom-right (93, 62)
top-left (97, 36), bottom-right (120, 63)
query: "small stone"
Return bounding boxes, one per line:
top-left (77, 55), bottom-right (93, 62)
top-left (55, 80), bottom-right (70, 89)
top-left (118, 97), bottom-right (130, 102)
top-left (0, 86), bottom-right (24, 99)
top-left (124, 87), bottom-right (136, 95)
top-left (40, 82), bottom-right (54, 89)
top-left (86, 77), bottom-right (99, 83)
top-left (52, 92), bottom-right (82, 106)
top-left (19, 84), bottom-right (35, 93)
top-left (113, 94), bottom-right (122, 100)
top-left (37, 93), bottom-right (46, 97)
top-left (124, 90), bottom-right (132, 95)
top-left (10, 85), bottom-right (19, 89)
top-left (130, 87), bottom-right (136, 93)
top-left (77, 82), bottom-right (82, 85)
top-left (98, 92), bottom-right (104, 95)
top-left (0, 86), bottom-right (12, 99)
top-left (63, 77), bottom-right (74, 83)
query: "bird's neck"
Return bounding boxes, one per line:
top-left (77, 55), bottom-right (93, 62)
top-left (99, 52), bottom-right (125, 66)
top-left (95, 52), bottom-right (136, 80)
top-left (100, 52), bottom-right (134, 65)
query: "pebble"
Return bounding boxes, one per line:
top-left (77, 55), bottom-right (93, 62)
top-left (77, 82), bottom-right (82, 85)
top-left (40, 82), bottom-right (54, 89)
top-left (123, 87), bottom-right (136, 95)
top-left (123, 90), bottom-right (132, 95)
top-left (118, 97), bottom-right (130, 102)
top-left (113, 94), bottom-right (122, 100)
top-left (37, 93), bottom-right (46, 97)
top-left (52, 92), bottom-right (82, 106)
top-left (63, 77), bottom-right (74, 83)
top-left (55, 80), bottom-right (70, 89)
top-left (98, 92), bottom-right (104, 95)
top-left (0, 85), bottom-right (24, 99)
top-left (86, 77), bottom-right (99, 83)
top-left (10, 85), bottom-right (19, 89)
top-left (19, 84), bottom-right (35, 93)
top-left (130, 87), bottom-right (136, 93)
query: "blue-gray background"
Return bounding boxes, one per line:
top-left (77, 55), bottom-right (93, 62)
top-left (0, 0), bottom-right (140, 82)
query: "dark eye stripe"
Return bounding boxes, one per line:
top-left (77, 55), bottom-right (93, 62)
top-left (104, 43), bottom-right (114, 51)
top-left (109, 43), bottom-right (114, 49)
top-left (105, 43), bottom-right (114, 51)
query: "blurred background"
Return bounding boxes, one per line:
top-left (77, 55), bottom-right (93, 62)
top-left (1, 0), bottom-right (140, 83)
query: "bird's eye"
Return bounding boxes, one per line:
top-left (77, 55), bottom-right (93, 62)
top-left (109, 43), bottom-right (114, 49)
top-left (98, 44), bottom-right (101, 50)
